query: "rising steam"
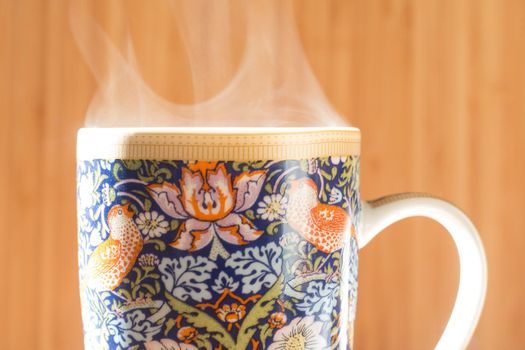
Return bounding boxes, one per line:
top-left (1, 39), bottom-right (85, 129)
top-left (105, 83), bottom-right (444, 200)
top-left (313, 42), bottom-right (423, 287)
top-left (71, 0), bottom-right (347, 127)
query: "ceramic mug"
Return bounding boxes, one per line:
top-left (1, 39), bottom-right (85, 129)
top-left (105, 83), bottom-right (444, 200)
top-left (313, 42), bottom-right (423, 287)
top-left (76, 127), bottom-right (486, 350)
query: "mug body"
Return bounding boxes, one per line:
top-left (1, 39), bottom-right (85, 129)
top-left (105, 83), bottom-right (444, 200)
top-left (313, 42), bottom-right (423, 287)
top-left (77, 127), bottom-right (361, 349)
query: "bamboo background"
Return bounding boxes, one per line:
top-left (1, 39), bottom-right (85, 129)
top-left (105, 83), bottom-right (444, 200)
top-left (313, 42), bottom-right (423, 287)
top-left (1, 0), bottom-right (524, 349)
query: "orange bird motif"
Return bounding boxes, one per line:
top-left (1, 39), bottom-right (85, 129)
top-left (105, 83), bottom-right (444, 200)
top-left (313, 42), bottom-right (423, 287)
top-left (85, 204), bottom-right (143, 291)
top-left (286, 178), bottom-right (354, 253)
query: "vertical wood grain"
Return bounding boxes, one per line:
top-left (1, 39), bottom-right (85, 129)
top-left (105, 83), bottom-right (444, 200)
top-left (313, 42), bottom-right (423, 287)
top-left (1, 0), bottom-right (524, 349)
top-left (5, 1), bottom-right (44, 348)
top-left (0, 0), bottom-right (12, 344)
top-left (469, 0), bottom-right (525, 348)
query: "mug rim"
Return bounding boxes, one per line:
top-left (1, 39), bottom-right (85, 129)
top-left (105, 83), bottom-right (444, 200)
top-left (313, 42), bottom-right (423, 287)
top-left (77, 126), bottom-right (360, 133)
top-left (77, 126), bottom-right (361, 161)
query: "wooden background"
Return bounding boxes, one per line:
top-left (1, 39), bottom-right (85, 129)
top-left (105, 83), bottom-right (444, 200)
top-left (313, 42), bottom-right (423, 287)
top-left (1, 0), bottom-right (524, 349)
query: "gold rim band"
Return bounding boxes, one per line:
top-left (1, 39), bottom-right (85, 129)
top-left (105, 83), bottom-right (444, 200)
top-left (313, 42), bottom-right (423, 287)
top-left (77, 128), bottom-right (361, 161)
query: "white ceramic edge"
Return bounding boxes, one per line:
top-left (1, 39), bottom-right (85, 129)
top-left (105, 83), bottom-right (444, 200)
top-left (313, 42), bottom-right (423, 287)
top-left (77, 126), bottom-right (360, 135)
top-left (77, 126), bottom-right (361, 161)
top-left (79, 126), bottom-right (359, 133)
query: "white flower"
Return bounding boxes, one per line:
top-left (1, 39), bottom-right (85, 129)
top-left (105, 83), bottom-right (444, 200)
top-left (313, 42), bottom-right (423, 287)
top-left (330, 156), bottom-right (347, 165)
top-left (135, 211), bottom-right (169, 239)
top-left (268, 316), bottom-right (328, 350)
top-left (257, 194), bottom-right (287, 221)
top-left (78, 172), bottom-right (96, 208)
top-left (328, 187), bottom-right (343, 204)
top-left (212, 271), bottom-right (239, 294)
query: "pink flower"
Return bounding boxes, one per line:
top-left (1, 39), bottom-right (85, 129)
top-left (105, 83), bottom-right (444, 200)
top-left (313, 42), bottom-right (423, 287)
top-left (148, 162), bottom-right (266, 259)
top-left (144, 339), bottom-right (198, 350)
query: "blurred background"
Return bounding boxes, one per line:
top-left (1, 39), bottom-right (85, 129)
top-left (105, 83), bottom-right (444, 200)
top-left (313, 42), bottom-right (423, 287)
top-left (1, 0), bottom-right (524, 349)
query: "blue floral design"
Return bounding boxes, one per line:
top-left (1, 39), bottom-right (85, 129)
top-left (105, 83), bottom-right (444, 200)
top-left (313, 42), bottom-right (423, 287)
top-left (77, 157), bottom-right (360, 349)
top-left (296, 280), bottom-right (340, 321)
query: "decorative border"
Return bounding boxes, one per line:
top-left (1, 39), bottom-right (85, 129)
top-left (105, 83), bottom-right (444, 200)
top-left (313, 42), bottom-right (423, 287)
top-left (77, 127), bottom-right (361, 161)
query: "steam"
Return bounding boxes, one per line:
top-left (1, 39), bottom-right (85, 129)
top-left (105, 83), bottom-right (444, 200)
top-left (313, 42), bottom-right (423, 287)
top-left (72, 0), bottom-right (347, 127)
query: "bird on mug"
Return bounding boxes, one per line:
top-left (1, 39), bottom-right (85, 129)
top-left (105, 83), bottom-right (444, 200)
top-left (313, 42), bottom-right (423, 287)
top-left (286, 178), bottom-right (354, 253)
top-left (84, 204), bottom-right (143, 291)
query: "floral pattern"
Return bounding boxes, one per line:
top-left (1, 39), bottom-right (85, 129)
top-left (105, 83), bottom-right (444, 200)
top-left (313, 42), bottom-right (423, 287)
top-left (135, 211), bottom-right (170, 239)
top-left (267, 316), bottom-right (327, 350)
top-left (147, 162), bottom-right (266, 260)
top-left (144, 338), bottom-right (198, 350)
top-left (78, 156), bottom-right (360, 350)
top-left (296, 281), bottom-right (340, 321)
top-left (257, 194), bottom-right (287, 221)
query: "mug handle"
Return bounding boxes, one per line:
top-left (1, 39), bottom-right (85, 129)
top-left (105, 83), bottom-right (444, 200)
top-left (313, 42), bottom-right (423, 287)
top-left (359, 193), bottom-right (487, 350)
